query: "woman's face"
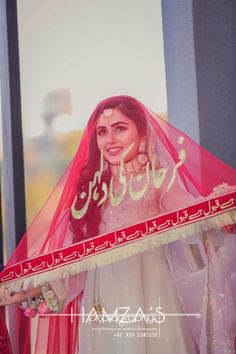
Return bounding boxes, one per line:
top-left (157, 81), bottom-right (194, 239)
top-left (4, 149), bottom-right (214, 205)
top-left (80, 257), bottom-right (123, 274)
top-left (96, 108), bottom-right (142, 166)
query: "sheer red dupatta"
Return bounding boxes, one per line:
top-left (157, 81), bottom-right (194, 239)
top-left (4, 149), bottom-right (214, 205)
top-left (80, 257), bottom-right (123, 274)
top-left (1, 95), bottom-right (236, 353)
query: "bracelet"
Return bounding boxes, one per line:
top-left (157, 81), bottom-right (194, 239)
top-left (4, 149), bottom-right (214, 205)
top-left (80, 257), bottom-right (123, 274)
top-left (40, 283), bottom-right (58, 312)
top-left (19, 283), bottom-right (58, 315)
top-left (19, 289), bottom-right (32, 310)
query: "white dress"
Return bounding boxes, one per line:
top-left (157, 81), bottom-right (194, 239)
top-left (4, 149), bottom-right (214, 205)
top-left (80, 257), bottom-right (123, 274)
top-left (78, 180), bottom-right (197, 354)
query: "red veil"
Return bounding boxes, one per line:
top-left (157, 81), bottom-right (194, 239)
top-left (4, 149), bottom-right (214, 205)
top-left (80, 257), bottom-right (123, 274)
top-left (1, 95), bottom-right (236, 353)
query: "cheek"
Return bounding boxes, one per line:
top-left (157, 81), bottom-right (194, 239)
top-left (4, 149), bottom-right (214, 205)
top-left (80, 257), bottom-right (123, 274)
top-left (96, 136), bottom-right (104, 151)
top-left (124, 130), bottom-right (141, 151)
top-left (122, 132), bottom-right (141, 160)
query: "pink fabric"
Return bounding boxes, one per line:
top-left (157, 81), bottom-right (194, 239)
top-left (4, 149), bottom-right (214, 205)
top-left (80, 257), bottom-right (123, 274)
top-left (24, 308), bottom-right (37, 318)
top-left (0, 308), bottom-right (12, 354)
top-left (5, 96), bottom-right (236, 265)
top-left (1, 95), bottom-right (236, 353)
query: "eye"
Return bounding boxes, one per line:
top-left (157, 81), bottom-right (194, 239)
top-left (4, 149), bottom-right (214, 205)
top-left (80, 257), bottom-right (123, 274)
top-left (116, 125), bottom-right (127, 133)
top-left (97, 128), bottom-right (107, 136)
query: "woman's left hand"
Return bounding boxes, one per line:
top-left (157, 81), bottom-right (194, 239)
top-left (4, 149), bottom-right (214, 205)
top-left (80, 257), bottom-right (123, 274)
top-left (0, 288), bottom-right (26, 306)
top-left (223, 224), bottom-right (236, 234)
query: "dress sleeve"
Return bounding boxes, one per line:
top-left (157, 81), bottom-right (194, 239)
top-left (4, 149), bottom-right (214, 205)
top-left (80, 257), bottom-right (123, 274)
top-left (158, 170), bottom-right (202, 210)
top-left (49, 271), bottom-right (86, 312)
top-left (47, 210), bottom-right (87, 312)
top-left (158, 171), bottom-right (204, 244)
top-left (161, 175), bottom-right (236, 352)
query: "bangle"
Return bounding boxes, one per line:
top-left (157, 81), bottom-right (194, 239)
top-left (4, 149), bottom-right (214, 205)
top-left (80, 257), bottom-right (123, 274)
top-left (19, 289), bottom-right (31, 309)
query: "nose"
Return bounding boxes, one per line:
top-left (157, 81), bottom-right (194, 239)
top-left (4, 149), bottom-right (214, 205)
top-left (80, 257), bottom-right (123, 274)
top-left (107, 129), bottom-right (115, 144)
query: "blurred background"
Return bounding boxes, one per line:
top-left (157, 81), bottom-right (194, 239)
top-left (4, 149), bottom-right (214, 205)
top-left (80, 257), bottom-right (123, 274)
top-left (0, 3), bottom-right (167, 350)
top-left (16, 0), bottom-right (167, 225)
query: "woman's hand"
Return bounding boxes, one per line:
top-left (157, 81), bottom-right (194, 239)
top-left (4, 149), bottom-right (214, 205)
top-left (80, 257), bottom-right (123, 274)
top-left (223, 224), bottom-right (236, 234)
top-left (0, 288), bottom-right (26, 306)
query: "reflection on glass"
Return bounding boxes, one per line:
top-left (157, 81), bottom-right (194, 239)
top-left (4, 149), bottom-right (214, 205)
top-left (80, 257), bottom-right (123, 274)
top-left (23, 90), bottom-right (83, 224)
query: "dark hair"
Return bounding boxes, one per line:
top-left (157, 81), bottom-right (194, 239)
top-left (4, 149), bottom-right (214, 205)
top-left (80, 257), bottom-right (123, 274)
top-left (70, 96), bottom-right (147, 240)
top-left (100, 96), bottom-right (147, 137)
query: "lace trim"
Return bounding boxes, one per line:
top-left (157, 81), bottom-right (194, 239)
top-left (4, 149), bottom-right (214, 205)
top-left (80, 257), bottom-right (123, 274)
top-left (211, 183), bottom-right (230, 196)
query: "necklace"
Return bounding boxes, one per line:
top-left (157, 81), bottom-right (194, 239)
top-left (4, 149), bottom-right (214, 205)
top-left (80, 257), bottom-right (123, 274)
top-left (110, 157), bottom-right (146, 177)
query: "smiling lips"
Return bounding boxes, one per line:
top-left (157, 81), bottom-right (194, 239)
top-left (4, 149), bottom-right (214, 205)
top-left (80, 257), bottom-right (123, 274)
top-left (106, 147), bottom-right (123, 156)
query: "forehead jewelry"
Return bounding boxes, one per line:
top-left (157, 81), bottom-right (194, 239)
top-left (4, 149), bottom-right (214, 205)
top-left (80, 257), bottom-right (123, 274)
top-left (102, 108), bottom-right (113, 122)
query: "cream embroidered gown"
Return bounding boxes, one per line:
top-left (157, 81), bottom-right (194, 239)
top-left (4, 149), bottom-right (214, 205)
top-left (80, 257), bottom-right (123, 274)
top-left (78, 179), bottom-right (198, 354)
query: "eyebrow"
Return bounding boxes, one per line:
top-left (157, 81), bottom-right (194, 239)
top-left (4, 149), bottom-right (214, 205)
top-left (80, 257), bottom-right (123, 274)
top-left (96, 121), bottom-right (129, 130)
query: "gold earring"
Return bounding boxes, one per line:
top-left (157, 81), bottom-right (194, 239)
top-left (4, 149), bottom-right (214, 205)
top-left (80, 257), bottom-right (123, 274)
top-left (137, 139), bottom-right (148, 166)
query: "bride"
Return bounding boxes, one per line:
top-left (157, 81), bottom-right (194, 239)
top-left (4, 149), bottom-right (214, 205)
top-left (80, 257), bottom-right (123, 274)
top-left (77, 101), bottom-right (197, 353)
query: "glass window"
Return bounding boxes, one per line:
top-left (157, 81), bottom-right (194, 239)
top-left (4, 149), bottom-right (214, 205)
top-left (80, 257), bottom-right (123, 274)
top-left (17, 0), bottom-right (167, 225)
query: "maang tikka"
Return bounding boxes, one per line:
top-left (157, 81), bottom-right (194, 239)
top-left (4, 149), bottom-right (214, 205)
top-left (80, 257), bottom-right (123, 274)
top-left (102, 108), bottom-right (113, 122)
